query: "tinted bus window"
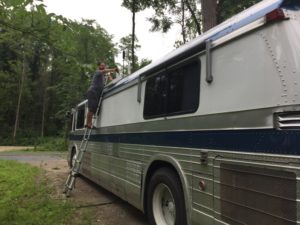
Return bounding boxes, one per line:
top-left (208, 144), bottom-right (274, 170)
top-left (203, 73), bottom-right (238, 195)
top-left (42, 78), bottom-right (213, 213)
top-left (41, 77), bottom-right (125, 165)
top-left (144, 60), bottom-right (200, 119)
top-left (144, 74), bottom-right (168, 117)
top-left (76, 106), bottom-right (85, 129)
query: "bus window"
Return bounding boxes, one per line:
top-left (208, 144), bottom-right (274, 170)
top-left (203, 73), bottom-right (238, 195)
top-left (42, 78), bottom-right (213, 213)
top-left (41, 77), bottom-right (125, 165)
top-left (167, 61), bottom-right (200, 115)
top-left (144, 60), bottom-right (200, 119)
top-left (144, 74), bottom-right (168, 118)
top-left (76, 105), bottom-right (85, 129)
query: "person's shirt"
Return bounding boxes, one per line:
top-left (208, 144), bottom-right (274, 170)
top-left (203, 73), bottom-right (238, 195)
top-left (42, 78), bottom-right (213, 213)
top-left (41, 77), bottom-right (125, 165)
top-left (89, 70), bottom-right (104, 93)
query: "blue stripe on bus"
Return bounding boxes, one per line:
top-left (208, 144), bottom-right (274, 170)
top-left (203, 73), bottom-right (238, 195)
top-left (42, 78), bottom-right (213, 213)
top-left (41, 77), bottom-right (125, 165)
top-left (69, 129), bottom-right (300, 155)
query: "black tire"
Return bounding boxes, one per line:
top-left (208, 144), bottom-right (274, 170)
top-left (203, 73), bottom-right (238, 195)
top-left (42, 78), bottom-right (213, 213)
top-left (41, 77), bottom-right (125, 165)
top-left (146, 167), bottom-right (187, 225)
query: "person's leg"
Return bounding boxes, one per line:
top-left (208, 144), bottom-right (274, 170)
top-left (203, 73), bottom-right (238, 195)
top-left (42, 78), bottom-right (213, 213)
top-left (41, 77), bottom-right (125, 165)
top-left (86, 111), bottom-right (93, 128)
top-left (86, 89), bottom-right (102, 128)
top-left (86, 89), bottom-right (96, 128)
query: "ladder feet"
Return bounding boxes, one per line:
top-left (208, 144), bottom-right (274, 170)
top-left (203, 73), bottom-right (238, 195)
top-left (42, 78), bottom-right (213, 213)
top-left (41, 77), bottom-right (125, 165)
top-left (64, 189), bottom-right (71, 197)
top-left (62, 124), bottom-right (92, 197)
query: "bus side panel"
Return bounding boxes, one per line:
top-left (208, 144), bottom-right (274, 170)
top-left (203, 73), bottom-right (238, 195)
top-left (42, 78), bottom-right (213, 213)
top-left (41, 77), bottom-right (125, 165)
top-left (119, 143), bottom-right (144, 209)
top-left (191, 149), bottom-right (215, 225)
top-left (213, 153), bottom-right (299, 225)
top-left (79, 140), bottom-right (143, 210)
top-left (99, 84), bottom-right (146, 128)
top-left (79, 139), bottom-right (195, 219)
top-left (199, 31), bottom-right (283, 116)
top-left (191, 149), bottom-right (300, 225)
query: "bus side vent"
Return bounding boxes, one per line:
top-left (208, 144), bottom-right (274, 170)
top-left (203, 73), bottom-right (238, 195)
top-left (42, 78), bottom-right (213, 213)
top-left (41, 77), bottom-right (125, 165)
top-left (220, 163), bottom-right (297, 225)
top-left (274, 112), bottom-right (300, 130)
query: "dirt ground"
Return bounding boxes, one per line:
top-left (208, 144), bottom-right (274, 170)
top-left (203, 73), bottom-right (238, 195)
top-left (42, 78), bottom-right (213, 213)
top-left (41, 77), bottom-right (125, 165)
top-left (0, 148), bottom-right (148, 225)
top-left (0, 146), bottom-right (34, 152)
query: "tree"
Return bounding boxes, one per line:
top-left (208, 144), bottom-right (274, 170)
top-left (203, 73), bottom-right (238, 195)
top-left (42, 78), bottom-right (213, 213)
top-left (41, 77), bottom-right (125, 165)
top-left (147, 0), bottom-right (201, 46)
top-left (0, 0), bottom-right (118, 142)
top-left (118, 34), bottom-right (151, 75)
top-left (146, 0), bottom-right (261, 47)
top-left (13, 47), bottom-right (26, 142)
top-left (200, 0), bottom-right (217, 32)
top-left (119, 34), bottom-right (141, 75)
top-left (122, 0), bottom-right (149, 73)
top-left (137, 58), bottom-right (152, 70)
top-left (217, 0), bottom-right (261, 23)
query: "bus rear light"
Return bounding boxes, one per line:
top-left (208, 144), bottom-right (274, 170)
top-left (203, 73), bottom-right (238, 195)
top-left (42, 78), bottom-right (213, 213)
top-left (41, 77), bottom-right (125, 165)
top-left (266, 9), bottom-right (288, 23)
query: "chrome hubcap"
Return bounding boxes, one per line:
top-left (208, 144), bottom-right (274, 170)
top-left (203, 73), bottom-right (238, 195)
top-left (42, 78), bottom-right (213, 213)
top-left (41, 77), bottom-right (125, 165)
top-left (152, 184), bottom-right (176, 225)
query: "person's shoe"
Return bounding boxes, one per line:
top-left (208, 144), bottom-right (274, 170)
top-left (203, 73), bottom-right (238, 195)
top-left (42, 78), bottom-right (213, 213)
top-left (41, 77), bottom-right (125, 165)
top-left (84, 124), bottom-right (92, 129)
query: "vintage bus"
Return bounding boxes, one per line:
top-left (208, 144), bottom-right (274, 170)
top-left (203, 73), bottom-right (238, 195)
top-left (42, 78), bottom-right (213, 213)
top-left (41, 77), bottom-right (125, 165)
top-left (68, 0), bottom-right (300, 224)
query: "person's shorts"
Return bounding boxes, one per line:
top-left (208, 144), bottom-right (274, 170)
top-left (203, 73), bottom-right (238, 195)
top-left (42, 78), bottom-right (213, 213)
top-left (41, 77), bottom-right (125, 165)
top-left (87, 89), bottom-right (101, 114)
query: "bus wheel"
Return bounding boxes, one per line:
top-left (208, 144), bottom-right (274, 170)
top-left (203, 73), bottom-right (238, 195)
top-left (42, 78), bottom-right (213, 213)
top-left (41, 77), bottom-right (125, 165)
top-left (147, 168), bottom-right (187, 225)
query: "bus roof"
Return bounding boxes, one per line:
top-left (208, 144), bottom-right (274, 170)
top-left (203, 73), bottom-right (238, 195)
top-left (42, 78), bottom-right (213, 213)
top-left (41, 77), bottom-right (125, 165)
top-left (106, 0), bottom-right (284, 93)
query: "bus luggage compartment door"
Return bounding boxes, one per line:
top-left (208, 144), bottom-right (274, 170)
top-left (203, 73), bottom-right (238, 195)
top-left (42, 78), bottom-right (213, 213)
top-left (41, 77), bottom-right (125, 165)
top-left (212, 155), bottom-right (298, 225)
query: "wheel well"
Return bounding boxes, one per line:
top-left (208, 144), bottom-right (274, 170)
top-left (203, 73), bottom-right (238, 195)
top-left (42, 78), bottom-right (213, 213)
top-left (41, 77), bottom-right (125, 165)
top-left (70, 146), bottom-right (76, 167)
top-left (143, 160), bottom-right (183, 214)
top-left (71, 146), bottom-right (76, 154)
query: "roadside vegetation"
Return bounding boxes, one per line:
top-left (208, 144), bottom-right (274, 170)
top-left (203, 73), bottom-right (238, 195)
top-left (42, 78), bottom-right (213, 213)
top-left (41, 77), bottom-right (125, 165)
top-left (0, 160), bottom-right (90, 225)
top-left (0, 136), bottom-right (67, 152)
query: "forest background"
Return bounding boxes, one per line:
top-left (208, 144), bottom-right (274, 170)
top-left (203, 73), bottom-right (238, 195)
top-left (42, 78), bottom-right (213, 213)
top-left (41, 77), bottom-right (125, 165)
top-left (0, 0), bottom-right (259, 146)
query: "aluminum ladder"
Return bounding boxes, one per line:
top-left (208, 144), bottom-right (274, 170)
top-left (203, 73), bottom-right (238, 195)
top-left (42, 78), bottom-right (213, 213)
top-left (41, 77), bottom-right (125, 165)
top-left (63, 84), bottom-right (106, 197)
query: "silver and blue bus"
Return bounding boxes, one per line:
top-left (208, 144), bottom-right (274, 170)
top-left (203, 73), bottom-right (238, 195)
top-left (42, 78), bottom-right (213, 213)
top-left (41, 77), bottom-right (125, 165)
top-left (68, 0), bottom-right (300, 224)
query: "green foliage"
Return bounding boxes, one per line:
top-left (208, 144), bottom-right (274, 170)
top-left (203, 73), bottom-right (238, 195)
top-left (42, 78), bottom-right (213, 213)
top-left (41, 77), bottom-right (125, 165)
top-left (122, 0), bottom-right (150, 13)
top-left (147, 0), bottom-right (201, 45)
top-left (218, 0), bottom-right (261, 22)
top-left (119, 34), bottom-right (140, 74)
top-left (34, 136), bottom-right (67, 151)
top-left (0, 160), bottom-right (73, 225)
top-left (0, 0), bottom-right (117, 140)
top-left (137, 58), bottom-right (152, 70)
top-left (119, 34), bottom-right (152, 75)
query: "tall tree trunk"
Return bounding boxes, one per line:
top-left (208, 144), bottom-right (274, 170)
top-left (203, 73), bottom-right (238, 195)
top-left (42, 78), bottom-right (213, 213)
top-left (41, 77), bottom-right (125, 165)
top-left (131, 0), bottom-right (136, 73)
top-left (13, 53), bottom-right (26, 142)
top-left (41, 92), bottom-right (46, 137)
top-left (185, 0), bottom-right (201, 35)
top-left (41, 78), bottom-right (48, 137)
top-left (181, 0), bottom-right (186, 44)
top-left (200, 0), bottom-right (217, 32)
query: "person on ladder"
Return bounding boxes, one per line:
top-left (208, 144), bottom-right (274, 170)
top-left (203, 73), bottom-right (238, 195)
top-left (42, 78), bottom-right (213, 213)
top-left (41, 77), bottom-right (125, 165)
top-left (85, 62), bottom-right (118, 129)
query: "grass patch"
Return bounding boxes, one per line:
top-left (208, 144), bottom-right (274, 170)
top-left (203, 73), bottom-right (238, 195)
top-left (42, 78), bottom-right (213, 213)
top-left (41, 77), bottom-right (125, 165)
top-left (0, 160), bottom-right (74, 225)
top-left (33, 137), bottom-right (67, 152)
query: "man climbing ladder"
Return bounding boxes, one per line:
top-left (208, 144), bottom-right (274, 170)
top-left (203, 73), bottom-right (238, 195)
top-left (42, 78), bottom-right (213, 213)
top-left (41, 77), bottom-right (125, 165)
top-left (63, 62), bottom-right (118, 197)
top-left (86, 62), bottom-right (119, 128)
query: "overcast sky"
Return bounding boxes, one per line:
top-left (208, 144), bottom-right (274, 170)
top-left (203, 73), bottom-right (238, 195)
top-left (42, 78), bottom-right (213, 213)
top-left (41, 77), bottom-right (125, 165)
top-left (43, 0), bottom-right (182, 64)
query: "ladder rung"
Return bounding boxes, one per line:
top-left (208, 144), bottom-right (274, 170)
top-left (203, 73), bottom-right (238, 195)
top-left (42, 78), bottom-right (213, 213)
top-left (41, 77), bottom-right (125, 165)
top-left (71, 171), bottom-right (79, 176)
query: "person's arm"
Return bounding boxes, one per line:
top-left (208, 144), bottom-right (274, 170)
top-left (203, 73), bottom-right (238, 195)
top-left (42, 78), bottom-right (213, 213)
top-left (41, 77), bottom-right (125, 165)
top-left (100, 67), bottom-right (118, 74)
